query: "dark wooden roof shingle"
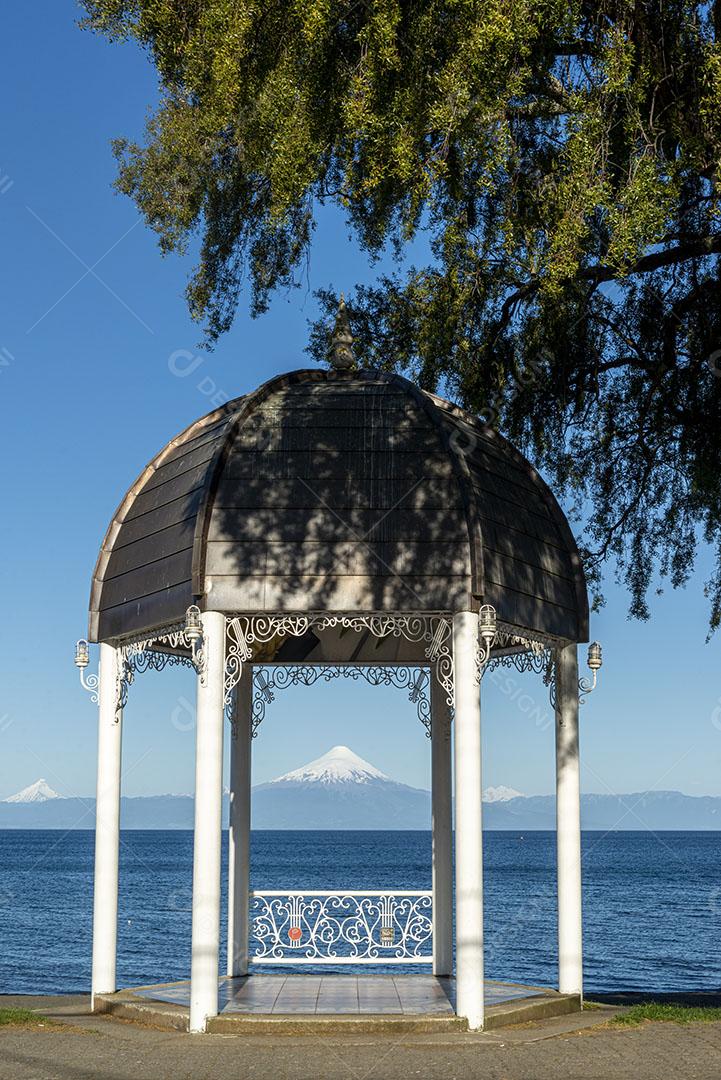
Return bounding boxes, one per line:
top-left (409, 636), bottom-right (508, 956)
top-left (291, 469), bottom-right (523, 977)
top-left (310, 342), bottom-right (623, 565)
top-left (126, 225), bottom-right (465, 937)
top-left (89, 370), bottom-right (588, 643)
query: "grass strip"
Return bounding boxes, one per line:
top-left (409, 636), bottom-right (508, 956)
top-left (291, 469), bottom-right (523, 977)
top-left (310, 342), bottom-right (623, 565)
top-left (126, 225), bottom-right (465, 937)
top-left (0, 1007), bottom-right (55, 1028)
top-left (611, 1003), bottom-right (721, 1026)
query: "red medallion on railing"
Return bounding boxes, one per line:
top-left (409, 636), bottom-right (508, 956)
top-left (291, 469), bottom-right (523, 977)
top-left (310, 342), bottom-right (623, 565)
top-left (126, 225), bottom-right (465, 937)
top-left (289, 926), bottom-right (302, 942)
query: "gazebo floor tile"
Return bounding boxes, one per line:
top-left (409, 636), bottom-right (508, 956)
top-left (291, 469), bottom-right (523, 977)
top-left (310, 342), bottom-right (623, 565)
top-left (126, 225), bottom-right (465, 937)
top-left (129, 973), bottom-right (549, 1016)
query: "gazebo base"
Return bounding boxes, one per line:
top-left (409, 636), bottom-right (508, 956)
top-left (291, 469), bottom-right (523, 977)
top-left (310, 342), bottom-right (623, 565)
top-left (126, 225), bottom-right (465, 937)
top-left (93, 974), bottom-right (581, 1033)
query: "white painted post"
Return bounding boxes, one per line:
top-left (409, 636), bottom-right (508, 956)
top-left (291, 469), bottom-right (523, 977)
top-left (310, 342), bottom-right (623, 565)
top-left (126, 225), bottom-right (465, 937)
top-left (555, 644), bottom-right (583, 999)
top-left (91, 643), bottom-right (123, 1010)
top-left (431, 671), bottom-right (453, 977)
top-left (453, 611), bottom-right (484, 1030)
top-left (227, 665), bottom-right (252, 978)
top-left (189, 610), bottom-right (226, 1033)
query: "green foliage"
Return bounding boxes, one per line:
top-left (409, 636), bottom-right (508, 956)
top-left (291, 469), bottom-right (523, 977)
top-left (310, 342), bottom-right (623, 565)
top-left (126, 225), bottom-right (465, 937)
top-left (0, 1008), bottom-right (53, 1027)
top-left (612, 1002), bottom-right (721, 1025)
top-left (81, 1), bottom-right (721, 627)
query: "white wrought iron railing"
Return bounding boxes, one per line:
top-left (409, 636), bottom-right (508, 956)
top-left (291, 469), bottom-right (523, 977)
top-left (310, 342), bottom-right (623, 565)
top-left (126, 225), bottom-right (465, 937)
top-left (250, 890), bottom-right (433, 964)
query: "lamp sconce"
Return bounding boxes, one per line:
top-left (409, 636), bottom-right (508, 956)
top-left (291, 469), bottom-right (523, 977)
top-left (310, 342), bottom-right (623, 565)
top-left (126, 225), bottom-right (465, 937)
top-left (74, 639), bottom-right (99, 703)
top-left (578, 641), bottom-right (603, 703)
top-left (184, 605), bottom-right (206, 679)
top-left (477, 604), bottom-right (497, 673)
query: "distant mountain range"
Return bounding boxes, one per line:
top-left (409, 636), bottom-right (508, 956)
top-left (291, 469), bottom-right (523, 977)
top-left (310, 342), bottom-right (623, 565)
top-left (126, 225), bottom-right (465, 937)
top-left (2, 748), bottom-right (720, 830)
top-left (252, 746), bottom-right (430, 829)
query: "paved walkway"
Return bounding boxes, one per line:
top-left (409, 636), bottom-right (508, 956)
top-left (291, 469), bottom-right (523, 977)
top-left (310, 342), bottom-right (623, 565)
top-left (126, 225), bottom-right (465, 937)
top-left (2, 995), bottom-right (721, 1080)
top-left (132, 973), bottom-right (544, 1015)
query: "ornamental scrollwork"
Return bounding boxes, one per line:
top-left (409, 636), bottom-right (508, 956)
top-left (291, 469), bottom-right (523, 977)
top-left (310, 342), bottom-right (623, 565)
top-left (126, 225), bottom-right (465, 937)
top-left (225, 613), bottom-right (454, 712)
top-left (91, 610), bottom-right (575, 725)
top-left (484, 629), bottom-right (557, 709)
top-left (250, 665), bottom-right (431, 737)
top-left (79, 670), bottom-right (99, 706)
top-left (115, 622), bottom-right (196, 719)
top-left (250, 890), bottom-right (433, 964)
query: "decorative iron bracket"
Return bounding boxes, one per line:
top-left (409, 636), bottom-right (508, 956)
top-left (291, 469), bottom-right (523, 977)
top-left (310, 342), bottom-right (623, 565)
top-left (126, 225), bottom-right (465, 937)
top-left (225, 613), bottom-right (455, 711)
top-left (90, 612), bottom-right (590, 732)
top-left (250, 665), bottom-right (431, 738)
top-left (116, 621), bottom-right (196, 719)
top-left (484, 625), bottom-right (557, 709)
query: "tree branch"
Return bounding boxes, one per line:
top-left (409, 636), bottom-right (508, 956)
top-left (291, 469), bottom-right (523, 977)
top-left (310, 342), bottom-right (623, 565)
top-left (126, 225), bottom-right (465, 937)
top-left (553, 40), bottom-right (598, 57)
top-left (498, 234), bottom-right (721, 318)
top-left (583, 234), bottom-right (721, 283)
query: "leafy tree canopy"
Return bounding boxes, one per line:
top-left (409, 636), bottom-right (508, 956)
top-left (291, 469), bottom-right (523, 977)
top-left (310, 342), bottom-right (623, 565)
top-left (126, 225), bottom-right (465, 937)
top-left (82, 0), bottom-right (721, 628)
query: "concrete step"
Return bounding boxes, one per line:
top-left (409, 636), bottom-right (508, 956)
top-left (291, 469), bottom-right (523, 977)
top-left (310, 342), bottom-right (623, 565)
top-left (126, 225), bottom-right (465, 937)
top-left (208, 1012), bottom-right (468, 1034)
top-left (94, 994), bottom-right (189, 1032)
top-left (484, 993), bottom-right (582, 1030)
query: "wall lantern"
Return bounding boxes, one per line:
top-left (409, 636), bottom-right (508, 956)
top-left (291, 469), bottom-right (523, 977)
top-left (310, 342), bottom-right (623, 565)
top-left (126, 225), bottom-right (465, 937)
top-left (185, 605), bottom-right (204, 667)
top-left (74, 638), bottom-right (99, 702)
top-left (579, 641), bottom-right (603, 700)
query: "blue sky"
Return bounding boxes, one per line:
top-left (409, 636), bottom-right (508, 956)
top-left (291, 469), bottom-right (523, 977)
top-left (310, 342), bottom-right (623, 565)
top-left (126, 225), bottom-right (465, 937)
top-left (1, 2), bottom-right (720, 803)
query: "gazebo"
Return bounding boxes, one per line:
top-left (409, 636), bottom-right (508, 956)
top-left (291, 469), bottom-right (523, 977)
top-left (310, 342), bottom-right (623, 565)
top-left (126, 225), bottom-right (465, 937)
top-left (75, 313), bottom-right (601, 1033)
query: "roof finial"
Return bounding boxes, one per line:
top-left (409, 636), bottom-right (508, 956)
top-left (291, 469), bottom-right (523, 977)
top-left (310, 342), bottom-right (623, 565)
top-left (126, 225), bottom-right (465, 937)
top-left (329, 293), bottom-right (356, 370)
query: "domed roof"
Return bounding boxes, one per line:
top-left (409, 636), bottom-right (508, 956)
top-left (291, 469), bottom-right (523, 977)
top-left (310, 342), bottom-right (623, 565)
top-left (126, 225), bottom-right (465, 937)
top-left (89, 369), bottom-right (588, 644)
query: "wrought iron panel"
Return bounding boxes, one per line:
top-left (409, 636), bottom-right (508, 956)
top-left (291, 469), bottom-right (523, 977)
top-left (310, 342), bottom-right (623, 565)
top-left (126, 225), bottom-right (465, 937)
top-left (250, 890), bottom-right (433, 964)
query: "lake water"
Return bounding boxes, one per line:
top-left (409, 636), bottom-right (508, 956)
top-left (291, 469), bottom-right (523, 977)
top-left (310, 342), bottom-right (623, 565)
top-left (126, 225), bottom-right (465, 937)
top-left (1, 830), bottom-right (719, 995)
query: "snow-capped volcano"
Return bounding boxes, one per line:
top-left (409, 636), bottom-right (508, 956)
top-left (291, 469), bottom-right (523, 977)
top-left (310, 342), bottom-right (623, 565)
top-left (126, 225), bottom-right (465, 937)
top-left (3, 779), bottom-right (62, 804)
top-left (272, 745), bottom-right (390, 786)
top-left (483, 785), bottom-right (524, 803)
top-left (255, 745), bottom-right (429, 827)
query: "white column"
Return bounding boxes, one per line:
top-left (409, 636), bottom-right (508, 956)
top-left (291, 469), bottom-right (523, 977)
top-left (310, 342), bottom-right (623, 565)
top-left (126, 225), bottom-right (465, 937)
top-left (431, 671), bottom-right (453, 977)
top-left (227, 665), bottom-right (252, 977)
top-left (91, 643), bottom-right (123, 1010)
top-left (189, 610), bottom-right (226, 1033)
top-left (453, 611), bottom-right (484, 1030)
top-left (555, 643), bottom-right (583, 998)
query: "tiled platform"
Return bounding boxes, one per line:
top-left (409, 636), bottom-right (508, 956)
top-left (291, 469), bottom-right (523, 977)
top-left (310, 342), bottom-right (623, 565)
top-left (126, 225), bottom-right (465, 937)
top-left (133, 974), bottom-right (544, 1016)
top-left (96, 975), bottom-right (581, 1032)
